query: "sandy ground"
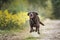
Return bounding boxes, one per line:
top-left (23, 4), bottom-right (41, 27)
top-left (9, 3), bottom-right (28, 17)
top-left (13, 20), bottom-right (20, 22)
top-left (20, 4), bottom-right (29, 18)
top-left (37, 19), bottom-right (60, 40)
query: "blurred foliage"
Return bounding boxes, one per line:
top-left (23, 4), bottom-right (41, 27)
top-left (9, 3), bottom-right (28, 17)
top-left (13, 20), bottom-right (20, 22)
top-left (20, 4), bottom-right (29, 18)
top-left (0, 0), bottom-right (60, 31)
top-left (28, 0), bottom-right (47, 7)
top-left (0, 0), bottom-right (29, 12)
top-left (0, 0), bottom-right (60, 19)
top-left (51, 0), bottom-right (60, 19)
top-left (0, 0), bottom-right (14, 10)
top-left (0, 10), bottom-right (28, 30)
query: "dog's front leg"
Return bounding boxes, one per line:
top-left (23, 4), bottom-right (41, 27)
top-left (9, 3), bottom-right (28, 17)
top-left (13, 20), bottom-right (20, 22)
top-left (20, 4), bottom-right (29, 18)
top-left (30, 26), bottom-right (34, 33)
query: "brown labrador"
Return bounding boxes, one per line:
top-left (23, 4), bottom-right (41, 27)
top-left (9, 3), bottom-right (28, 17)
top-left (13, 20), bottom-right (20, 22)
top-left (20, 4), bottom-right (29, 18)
top-left (27, 12), bottom-right (44, 34)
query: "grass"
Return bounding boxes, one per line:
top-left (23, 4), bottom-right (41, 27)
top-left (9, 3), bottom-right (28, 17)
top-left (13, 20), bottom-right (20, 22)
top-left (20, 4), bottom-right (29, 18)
top-left (23, 37), bottom-right (37, 40)
top-left (0, 21), bottom-right (29, 34)
top-left (0, 26), bottom-right (27, 36)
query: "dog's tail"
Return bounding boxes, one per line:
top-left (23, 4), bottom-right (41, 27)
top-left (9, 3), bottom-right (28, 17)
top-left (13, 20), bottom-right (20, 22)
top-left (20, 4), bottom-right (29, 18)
top-left (39, 21), bottom-right (44, 26)
top-left (38, 16), bottom-right (44, 26)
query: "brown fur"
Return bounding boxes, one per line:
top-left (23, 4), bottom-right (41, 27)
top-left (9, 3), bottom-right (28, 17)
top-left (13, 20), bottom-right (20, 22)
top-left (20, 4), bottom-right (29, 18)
top-left (28, 12), bottom-right (44, 34)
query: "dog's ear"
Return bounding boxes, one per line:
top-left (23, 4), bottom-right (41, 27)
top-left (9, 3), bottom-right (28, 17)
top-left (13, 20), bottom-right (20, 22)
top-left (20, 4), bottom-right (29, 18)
top-left (35, 12), bottom-right (38, 15)
top-left (27, 12), bottom-right (30, 16)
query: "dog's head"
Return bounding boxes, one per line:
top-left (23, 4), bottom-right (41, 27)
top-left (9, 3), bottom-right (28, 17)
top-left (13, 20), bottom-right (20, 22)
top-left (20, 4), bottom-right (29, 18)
top-left (27, 12), bottom-right (38, 18)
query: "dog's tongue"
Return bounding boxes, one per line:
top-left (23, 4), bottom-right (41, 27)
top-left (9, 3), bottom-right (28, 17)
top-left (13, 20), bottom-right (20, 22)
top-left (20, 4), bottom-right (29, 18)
top-left (30, 32), bottom-right (40, 37)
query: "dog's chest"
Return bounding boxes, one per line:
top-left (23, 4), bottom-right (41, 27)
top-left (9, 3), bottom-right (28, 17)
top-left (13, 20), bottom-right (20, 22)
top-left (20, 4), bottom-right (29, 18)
top-left (30, 19), bottom-right (36, 24)
top-left (29, 18), bottom-right (40, 27)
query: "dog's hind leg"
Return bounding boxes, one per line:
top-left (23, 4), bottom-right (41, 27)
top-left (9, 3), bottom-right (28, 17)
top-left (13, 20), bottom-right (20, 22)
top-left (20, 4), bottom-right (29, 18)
top-left (37, 27), bottom-right (40, 34)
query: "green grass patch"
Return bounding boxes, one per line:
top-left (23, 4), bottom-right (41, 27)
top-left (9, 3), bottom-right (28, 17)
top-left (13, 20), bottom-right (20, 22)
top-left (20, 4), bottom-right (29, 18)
top-left (23, 37), bottom-right (37, 40)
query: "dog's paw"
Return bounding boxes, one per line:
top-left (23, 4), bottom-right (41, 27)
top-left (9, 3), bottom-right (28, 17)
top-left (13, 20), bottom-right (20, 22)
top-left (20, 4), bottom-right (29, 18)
top-left (38, 32), bottom-right (40, 34)
top-left (30, 30), bottom-right (32, 33)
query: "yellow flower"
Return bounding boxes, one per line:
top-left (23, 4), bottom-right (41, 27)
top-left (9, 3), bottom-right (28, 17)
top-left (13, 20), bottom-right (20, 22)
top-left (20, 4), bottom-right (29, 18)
top-left (0, 10), bottom-right (29, 28)
top-left (0, 10), bottom-right (2, 15)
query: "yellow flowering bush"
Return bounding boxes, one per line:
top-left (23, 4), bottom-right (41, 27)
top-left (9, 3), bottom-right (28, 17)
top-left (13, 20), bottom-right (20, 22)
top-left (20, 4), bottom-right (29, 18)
top-left (0, 10), bottom-right (29, 30)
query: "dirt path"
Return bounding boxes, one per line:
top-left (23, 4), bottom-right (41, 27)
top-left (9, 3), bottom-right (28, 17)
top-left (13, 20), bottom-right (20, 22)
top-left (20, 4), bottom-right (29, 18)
top-left (37, 19), bottom-right (60, 40)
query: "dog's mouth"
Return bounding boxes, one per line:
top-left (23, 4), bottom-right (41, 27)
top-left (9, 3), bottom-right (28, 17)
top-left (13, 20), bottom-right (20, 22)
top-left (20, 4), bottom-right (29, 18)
top-left (29, 14), bottom-right (34, 18)
top-left (30, 16), bottom-right (34, 18)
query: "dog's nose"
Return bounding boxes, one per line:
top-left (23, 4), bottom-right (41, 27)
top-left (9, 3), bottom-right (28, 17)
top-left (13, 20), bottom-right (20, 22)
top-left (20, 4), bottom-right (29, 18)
top-left (30, 14), bottom-right (33, 16)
